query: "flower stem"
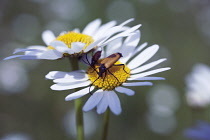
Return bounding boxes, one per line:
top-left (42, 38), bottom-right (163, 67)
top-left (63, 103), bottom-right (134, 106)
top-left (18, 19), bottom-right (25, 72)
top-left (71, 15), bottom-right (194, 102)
top-left (69, 57), bottom-right (84, 140)
top-left (102, 109), bottom-right (110, 140)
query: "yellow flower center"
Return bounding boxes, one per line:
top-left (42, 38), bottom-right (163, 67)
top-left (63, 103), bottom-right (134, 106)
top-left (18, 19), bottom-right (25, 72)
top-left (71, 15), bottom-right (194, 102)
top-left (87, 60), bottom-right (130, 90)
top-left (48, 32), bottom-right (94, 56)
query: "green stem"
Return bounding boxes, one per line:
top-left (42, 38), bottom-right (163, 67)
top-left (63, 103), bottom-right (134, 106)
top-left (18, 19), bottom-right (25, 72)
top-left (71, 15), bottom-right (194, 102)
top-left (69, 57), bottom-right (84, 140)
top-left (102, 109), bottom-right (110, 140)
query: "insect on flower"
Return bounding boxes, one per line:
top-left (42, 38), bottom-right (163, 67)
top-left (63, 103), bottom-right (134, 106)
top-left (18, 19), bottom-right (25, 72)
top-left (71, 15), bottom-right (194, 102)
top-left (87, 51), bottom-right (129, 94)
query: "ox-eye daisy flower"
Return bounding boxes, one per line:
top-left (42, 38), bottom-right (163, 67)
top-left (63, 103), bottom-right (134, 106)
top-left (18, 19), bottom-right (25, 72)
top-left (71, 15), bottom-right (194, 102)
top-left (4, 19), bottom-right (140, 60)
top-left (45, 31), bottom-right (170, 115)
top-left (185, 64), bottom-right (210, 108)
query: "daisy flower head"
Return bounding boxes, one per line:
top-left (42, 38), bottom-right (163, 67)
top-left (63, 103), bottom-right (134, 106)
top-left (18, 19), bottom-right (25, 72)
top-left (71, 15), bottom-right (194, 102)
top-left (4, 19), bottom-right (141, 60)
top-left (185, 64), bottom-right (210, 108)
top-left (45, 31), bottom-right (170, 115)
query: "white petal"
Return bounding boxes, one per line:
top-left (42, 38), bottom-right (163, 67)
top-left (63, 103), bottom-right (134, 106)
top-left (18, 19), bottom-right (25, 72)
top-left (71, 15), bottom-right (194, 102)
top-left (107, 91), bottom-right (122, 115)
top-left (73, 28), bottom-right (80, 33)
top-left (131, 58), bottom-right (167, 74)
top-left (97, 91), bottom-right (108, 114)
top-left (119, 18), bottom-right (134, 26)
top-left (42, 30), bottom-right (56, 45)
top-left (49, 41), bottom-right (72, 54)
top-left (51, 80), bottom-right (91, 91)
top-left (25, 46), bottom-right (47, 55)
top-left (71, 42), bottom-right (86, 53)
top-left (38, 50), bottom-right (63, 60)
top-left (45, 70), bottom-right (86, 80)
top-left (105, 38), bottom-right (123, 57)
top-left (129, 67), bottom-right (171, 80)
top-left (46, 71), bottom-right (68, 79)
top-left (65, 86), bottom-right (94, 101)
top-left (3, 55), bottom-right (38, 60)
top-left (128, 77), bottom-right (165, 81)
top-left (3, 55), bottom-right (24, 60)
top-left (115, 86), bottom-right (135, 96)
top-left (83, 90), bottom-right (104, 112)
top-left (53, 75), bottom-right (88, 83)
top-left (127, 44), bottom-right (159, 70)
top-left (82, 19), bottom-right (102, 36)
top-left (84, 37), bottom-right (107, 53)
top-left (93, 21), bottom-right (117, 40)
top-left (101, 24), bottom-right (142, 47)
top-left (13, 48), bottom-right (44, 54)
top-left (27, 45), bottom-right (47, 50)
top-left (120, 31), bottom-right (140, 63)
top-left (122, 82), bottom-right (153, 86)
top-left (133, 42), bottom-right (148, 56)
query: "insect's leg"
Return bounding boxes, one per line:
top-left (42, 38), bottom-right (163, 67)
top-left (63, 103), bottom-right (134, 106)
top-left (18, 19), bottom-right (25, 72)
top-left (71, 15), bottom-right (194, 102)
top-left (107, 69), bottom-right (119, 82)
top-left (113, 64), bottom-right (129, 74)
top-left (102, 71), bottom-right (107, 88)
top-left (89, 76), bottom-right (100, 95)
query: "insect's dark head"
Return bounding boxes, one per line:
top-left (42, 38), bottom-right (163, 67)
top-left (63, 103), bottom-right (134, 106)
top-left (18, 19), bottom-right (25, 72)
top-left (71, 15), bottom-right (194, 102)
top-left (98, 64), bottom-right (106, 77)
top-left (117, 53), bottom-right (123, 57)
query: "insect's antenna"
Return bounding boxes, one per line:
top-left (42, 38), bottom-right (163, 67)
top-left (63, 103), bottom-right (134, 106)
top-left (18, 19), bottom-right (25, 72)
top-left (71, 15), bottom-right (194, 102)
top-left (86, 53), bottom-right (99, 74)
top-left (81, 57), bottom-right (89, 65)
top-left (107, 69), bottom-right (120, 82)
top-left (113, 64), bottom-right (129, 74)
top-left (102, 71), bottom-right (107, 88)
top-left (89, 76), bottom-right (100, 95)
top-left (85, 53), bottom-right (91, 66)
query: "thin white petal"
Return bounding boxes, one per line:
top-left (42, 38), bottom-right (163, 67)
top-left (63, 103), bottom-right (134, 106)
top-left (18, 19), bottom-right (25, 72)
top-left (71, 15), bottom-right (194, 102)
top-left (65, 86), bottom-right (94, 101)
top-left (83, 90), bottom-right (104, 112)
top-left (45, 71), bottom-right (68, 79)
top-left (73, 28), bottom-right (80, 33)
top-left (127, 44), bottom-right (159, 70)
top-left (128, 77), bottom-right (165, 81)
top-left (97, 92), bottom-right (109, 114)
top-left (27, 45), bottom-right (47, 50)
top-left (50, 41), bottom-right (68, 48)
top-left (131, 58), bottom-right (167, 74)
top-left (93, 21), bottom-right (117, 40)
top-left (129, 67), bottom-right (171, 80)
top-left (3, 55), bottom-right (38, 60)
top-left (45, 70), bottom-right (85, 80)
top-left (13, 48), bottom-right (44, 54)
top-left (101, 24), bottom-right (142, 47)
top-left (38, 50), bottom-right (63, 60)
top-left (105, 38), bottom-right (122, 57)
top-left (133, 42), bottom-right (148, 55)
top-left (120, 31), bottom-right (140, 63)
top-left (71, 42), bottom-right (86, 53)
top-left (53, 75), bottom-right (88, 83)
top-left (84, 37), bottom-right (106, 53)
top-left (3, 55), bottom-right (24, 60)
top-left (82, 19), bottom-right (102, 36)
top-left (122, 82), bottom-right (153, 86)
top-left (119, 18), bottom-right (134, 26)
top-left (107, 91), bottom-right (122, 115)
top-left (51, 80), bottom-right (91, 91)
top-left (42, 30), bottom-right (56, 45)
top-left (115, 86), bottom-right (135, 96)
top-left (49, 41), bottom-right (72, 54)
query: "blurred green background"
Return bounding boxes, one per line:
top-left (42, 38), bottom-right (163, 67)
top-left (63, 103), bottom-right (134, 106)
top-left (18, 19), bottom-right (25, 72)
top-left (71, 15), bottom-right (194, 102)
top-left (0, 0), bottom-right (210, 140)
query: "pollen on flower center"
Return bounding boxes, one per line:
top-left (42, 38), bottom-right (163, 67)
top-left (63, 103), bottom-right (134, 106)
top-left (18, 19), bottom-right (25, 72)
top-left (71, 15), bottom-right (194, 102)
top-left (87, 60), bottom-right (130, 91)
top-left (47, 32), bottom-right (94, 51)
